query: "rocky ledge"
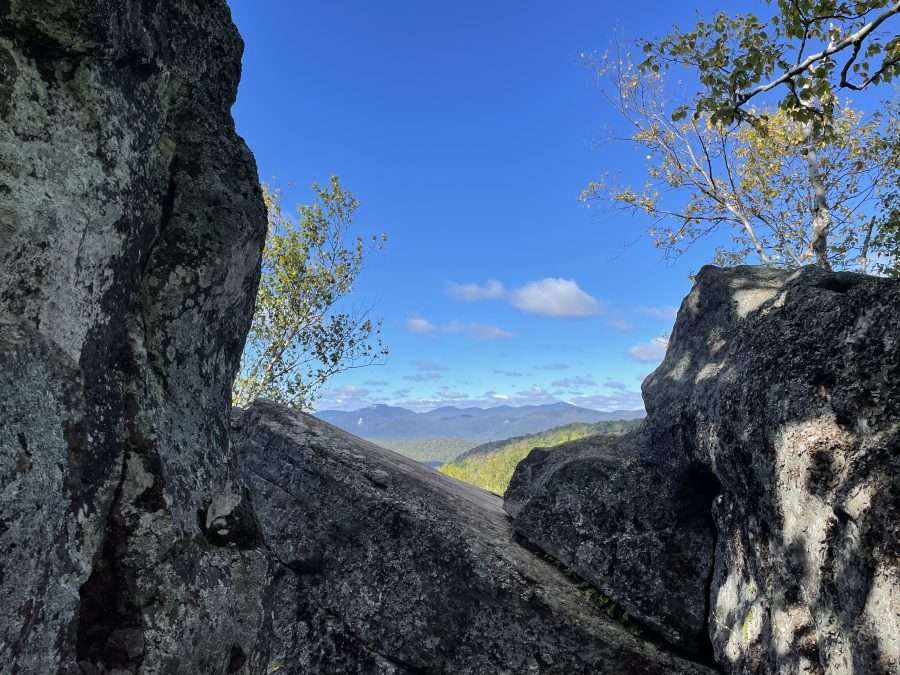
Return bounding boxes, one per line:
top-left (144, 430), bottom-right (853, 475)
top-left (506, 266), bottom-right (900, 675)
top-left (233, 400), bottom-right (719, 675)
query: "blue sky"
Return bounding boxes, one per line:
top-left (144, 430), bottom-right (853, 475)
top-left (227, 0), bottom-right (758, 412)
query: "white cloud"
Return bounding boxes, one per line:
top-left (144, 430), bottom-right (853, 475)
top-left (406, 317), bottom-right (436, 333)
top-left (604, 379), bottom-right (627, 390)
top-left (512, 385), bottom-right (557, 403)
top-left (638, 306), bottom-right (679, 321)
top-left (435, 387), bottom-right (470, 400)
top-left (407, 315), bottom-right (511, 340)
top-left (312, 385), bottom-right (373, 411)
top-left (627, 336), bottom-right (669, 363)
top-left (510, 278), bottom-right (604, 318)
top-left (447, 279), bottom-right (506, 301)
top-left (535, 362), bottom-right (569, 371)
top-left (552, 375), bottom-right (598, 390)
top-left (403, 372), bottom-right (442, 382)
top-left (435, 320), bottom-right (513, 340)
top-left (569, 391), bottom-right (645, 412)
top-left (448, 277), bottom-right (605, 320)
top-left (493, 369), bottom-right (524, 377)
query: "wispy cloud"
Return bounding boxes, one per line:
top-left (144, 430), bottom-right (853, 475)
top-left (493, 369), bottom-right (524, 377)
top-left (627, 336), bottom-right (669, 363)
top-left (604, 379), bottom-right (627, 390)
top-left (552, 375), bottom-right (598, 389)
top-left (312, 385), bottom-right (373, 411)
top-left (406, 316), bottom-right (436, 333)
top-left (510, 278), bottom-right (604, 318)
top-left (512, 385), bottom-right (557, 403)
top-left (638, 306), bottom-right (679, 321)
top-left (445, 321), bottom-right (513, 339)
top-left (408, 316), bottom-right (512, 340)
top-left (569, 391), bottom-right (645, 411)
top-left (447, 279), bottom-right (506, 301)
top-left (402, 372), bottom-right (443, 382)
top-left (363, 379), bottom-right (389, 387)
top-left (434, 387), bottom-right (470, 401)
top-left (535, 363), bottom-right (569, 371)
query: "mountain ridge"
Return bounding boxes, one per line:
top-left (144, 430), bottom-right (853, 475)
top-left (314, 402), bottom-right (645, 442)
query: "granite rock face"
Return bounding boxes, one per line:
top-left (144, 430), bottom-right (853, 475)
top-left (3, 2), bottom-right (897, 674)
top-left (234, 401), bottom-right (719, 675)
top-left (0, 1), bottom-right (269, 673)
top-left (504, 430), bottom-right (717, 655)
top-left (506, 266), bottom-right (900, 675)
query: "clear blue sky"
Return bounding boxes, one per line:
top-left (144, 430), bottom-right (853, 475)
top-left (227, 0), bottom-right (757, 412)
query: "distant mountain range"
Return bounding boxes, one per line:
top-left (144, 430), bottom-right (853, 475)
top-left (314, 402), bottom-right (644, 444)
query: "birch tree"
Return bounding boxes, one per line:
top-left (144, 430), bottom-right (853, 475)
top-left (582, 55), bottom-right (898, 269)
top-left (590, 1), bottom-right (899, 269)
top-left (233, 177), bottom-right (388, 409)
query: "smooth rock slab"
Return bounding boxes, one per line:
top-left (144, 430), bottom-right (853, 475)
top-left (235, 401), bottom-right (720, 675)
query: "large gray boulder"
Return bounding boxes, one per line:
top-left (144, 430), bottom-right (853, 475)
top-left (504, 430), bottom-right (717, 655)
top-left (506, 266), bottom-right (900, 675)
top-left (0, 2), bottom-right (269, 673)
top-left (234, 400), bottom-right (719, 675)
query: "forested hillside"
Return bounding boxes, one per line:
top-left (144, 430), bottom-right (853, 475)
top-left (371, 437), bottom-right (477, 464)
top-left (439, 418), bottom-right (642, 494)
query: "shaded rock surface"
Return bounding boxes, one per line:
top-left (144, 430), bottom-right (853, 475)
top-left (0, 1), bottom-right (269, 672)
top-left (504, 431), bottom-right (717, 655)
top-left (506, 266), bottom-right (900, 675)
top-left (234, 400), bottom-right (719, 675)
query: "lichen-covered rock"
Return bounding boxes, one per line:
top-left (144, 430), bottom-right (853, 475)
top-left (504, 430), bottom-right (717, 655)
top-left (506, 266), bottom-right (900, 675)
top-left (234, 401), bottom-right (719, 675)
top-left (0, 2), bottom-right (269, 672)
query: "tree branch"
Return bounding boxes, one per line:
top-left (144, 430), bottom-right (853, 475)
top-left (735, 1), bottom-right (900, 106)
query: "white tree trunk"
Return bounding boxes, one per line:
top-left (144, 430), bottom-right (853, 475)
top-left (805, 122), bottom-right (832, 269)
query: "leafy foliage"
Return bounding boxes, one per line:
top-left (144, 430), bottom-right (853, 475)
top-left (585, 0), bottom-right (900, 271)
top-left (439, 419), bottom-right (642, 495)
top-left (233, 177), bottom-right (387, 409)
top-left (583, 54), bottom-right (898, 269)
top-left (628, 1), bottom-right (900, 268)
top-left (639, 0), bottom-right (900, 128)
top-left (871, 105), bottom-right (900, 275)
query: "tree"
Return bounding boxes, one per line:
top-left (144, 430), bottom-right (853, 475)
top-left (587, 3), bottom-right (900, 269)
top-left (233, 177), bottom-right (387, 409)
top-left (582, 53), bottom-right (898, 270)
top-left (640, 1), bottom-right (900, 127)
top-left (871, 106), bottom-right (900, 275)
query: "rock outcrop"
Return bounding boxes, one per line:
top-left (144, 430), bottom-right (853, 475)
top-left (234, 400), bottom-right (719, 675)
top-left (506, 266), bottom-right (900, 675)
top-left (3, 2), bottom-right (897, 674)
top-left (0, 1), bottom-right (269, 672)
top-left (504, 431), bottom-right (717, 655)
